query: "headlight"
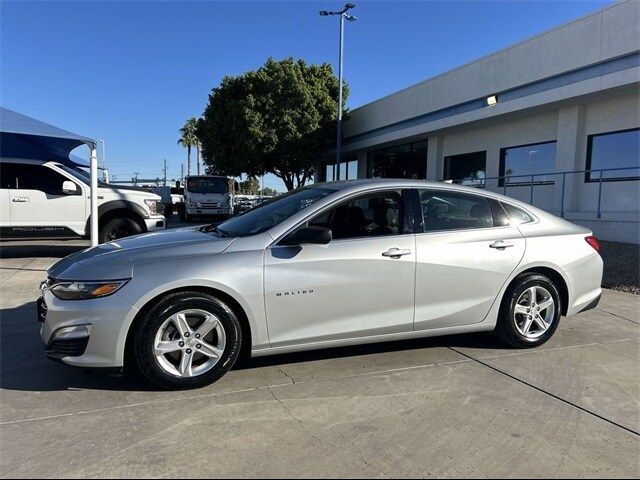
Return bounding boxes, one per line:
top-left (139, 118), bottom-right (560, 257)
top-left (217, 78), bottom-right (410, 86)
top-left (144, 199), bottom-right (161, 215)
top-left (49, 279), bottom-right (129, 300)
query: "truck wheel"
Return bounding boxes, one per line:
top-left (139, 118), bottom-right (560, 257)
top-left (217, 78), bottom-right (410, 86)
top-left (99, 217), bottom-right (143, 243)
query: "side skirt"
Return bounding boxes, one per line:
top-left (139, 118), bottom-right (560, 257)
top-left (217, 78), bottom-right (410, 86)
top-left (250, 321), bottom-right (496, 358)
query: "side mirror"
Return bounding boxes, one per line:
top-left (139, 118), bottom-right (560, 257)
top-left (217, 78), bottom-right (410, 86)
top-left (62, 181), bottom-right (79, 195)
top-left (282, 226), bottom-right (332, 246)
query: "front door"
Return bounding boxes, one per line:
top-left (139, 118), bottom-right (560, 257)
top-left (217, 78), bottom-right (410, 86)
top-left (264, 190), bottom-right (416, 347)
top-left (7, 163), bottom-right (86, 237)
top-left (413, 189), bottom-right (525, 330)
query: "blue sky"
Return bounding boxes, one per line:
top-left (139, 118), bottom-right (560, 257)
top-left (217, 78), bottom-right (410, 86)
top-left (1, 0), bottom-right (610, 191)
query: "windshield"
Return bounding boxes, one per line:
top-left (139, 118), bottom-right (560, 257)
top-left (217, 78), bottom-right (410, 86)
top-left (58, 164), bottom-right (109, 187)
top-left (187, 177), bottom-right (229, 194)
top-left (215, 187), bottom-right (337, 237)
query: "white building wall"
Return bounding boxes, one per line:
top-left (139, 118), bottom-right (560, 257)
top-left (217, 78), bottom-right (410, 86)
top-left (344, 0), bottom-right (640, 140)
top-left (329, 1), bottom-right (640, 243)
top-left (347, 91), bottom-right (640, 243)
top-left (437, 111), bottom-right (559, 213)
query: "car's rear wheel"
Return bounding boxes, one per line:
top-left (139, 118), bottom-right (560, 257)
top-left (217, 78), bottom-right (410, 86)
top-left (497, 273), bottom-right (561, 348)
top-left (133, 292), bottom-right (242, 389)
top-left (99, 217), bottom-right (143, 243)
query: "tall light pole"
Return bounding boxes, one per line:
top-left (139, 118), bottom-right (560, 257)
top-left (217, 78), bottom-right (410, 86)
top-left (320, 3), bottom-right (357, 181)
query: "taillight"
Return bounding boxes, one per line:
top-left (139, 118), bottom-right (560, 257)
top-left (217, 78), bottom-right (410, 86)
top-left (585, 235), bottom-right (601, 252)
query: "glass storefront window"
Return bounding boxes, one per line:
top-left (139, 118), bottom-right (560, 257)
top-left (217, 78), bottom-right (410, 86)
top-left (443, 151), bottom-right (486, 186)
top-left (322, 156), bottom-right (358, 182)
top-left (586, 128), bottom-right (640, 181)
top-left (366, 140), bottom-right (428, 179)
top-left (499, 141), bottom-right (557, 186)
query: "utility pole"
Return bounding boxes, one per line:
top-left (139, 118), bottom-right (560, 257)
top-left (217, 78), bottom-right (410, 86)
top-left (163, 159), bottom-right (168, 186)
top-left (180, 164), bottom-right (184, 186)
top-left (133, 172), bottom-right (139, 186)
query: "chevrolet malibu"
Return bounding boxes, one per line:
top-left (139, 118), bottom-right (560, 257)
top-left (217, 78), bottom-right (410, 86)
top-left (39, 179), bottom-right (603, 389)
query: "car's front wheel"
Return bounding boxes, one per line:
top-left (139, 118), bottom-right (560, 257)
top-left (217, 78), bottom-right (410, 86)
top-left (133, 292), bottom-right (242, 389)
top-left (496, 273), bottom-right (562, 348)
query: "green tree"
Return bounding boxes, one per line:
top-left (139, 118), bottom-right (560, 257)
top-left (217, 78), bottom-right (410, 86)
top-left (178, 117), bottom-right (199, 176)
top-left (198, 57), bottom-right (348, 191)
top-left (238, 176), bottom-right (260, 195)
top-left (261, 187), bottom-right (278, 197)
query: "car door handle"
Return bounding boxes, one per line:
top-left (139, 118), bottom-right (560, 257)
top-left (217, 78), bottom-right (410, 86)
top-left (490, 241), bottom-right (514, 249)
top-left (382, 248), bottom-right (412, 258)
top-left (11, 197), bottom-right (28, 203)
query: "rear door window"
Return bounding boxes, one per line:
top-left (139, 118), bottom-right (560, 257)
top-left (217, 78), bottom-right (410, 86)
top-left (418, 190), bottom-right (494, 232)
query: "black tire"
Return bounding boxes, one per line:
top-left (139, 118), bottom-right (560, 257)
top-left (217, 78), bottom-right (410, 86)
top-left (496, 273), bottom-right (562, 348)
top-left (133, 291), bottom-right (242, 390)
top-left (99, 217), bottom-right (143, 243)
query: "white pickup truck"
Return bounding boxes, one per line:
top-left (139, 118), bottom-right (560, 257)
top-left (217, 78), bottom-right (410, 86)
top-left (0, 159), bottom-right (165, 243)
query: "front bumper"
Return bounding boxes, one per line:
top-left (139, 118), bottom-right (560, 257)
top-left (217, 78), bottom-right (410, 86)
top-left (145, 215), bottom-right (166, 232)
top-left (39, 289), bottom-right (135, 368)
top-left (186, 207), bottom-right (232, 216)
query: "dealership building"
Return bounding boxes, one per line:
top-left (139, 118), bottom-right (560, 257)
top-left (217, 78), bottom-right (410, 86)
top-left (319, 0), bottom-right (639, 243)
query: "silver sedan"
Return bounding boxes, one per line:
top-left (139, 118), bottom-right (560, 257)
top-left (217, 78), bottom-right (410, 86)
top-left (39, 179), bottom-right (603, 389)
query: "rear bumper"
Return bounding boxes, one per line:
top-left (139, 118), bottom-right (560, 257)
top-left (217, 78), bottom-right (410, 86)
top-left (565, 253), bottom-right (604, 316)
top-left (577, 291), bottom-right (602, 314)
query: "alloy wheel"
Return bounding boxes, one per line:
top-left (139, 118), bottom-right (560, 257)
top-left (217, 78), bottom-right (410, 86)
top-left (513, 286), bottom-right (556, 339)
top-left (153, 309), bottom-right (226, 378)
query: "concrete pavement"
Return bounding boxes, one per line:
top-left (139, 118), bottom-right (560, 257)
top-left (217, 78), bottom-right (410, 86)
top-left (1, 240), bottom-right (638, 478)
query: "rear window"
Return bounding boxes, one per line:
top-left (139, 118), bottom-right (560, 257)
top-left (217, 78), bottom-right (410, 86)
top-left (500, 202), bottom-right (533, 224)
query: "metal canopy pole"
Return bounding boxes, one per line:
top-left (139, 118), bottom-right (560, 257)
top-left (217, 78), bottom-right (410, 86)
top-left (90, 144), bottom-right (99, 246)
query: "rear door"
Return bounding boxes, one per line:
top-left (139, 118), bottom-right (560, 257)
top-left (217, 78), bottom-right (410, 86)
top-left (264, 189), bottom-right (417, 347)
top-left (413, 189), bottom-right (525, 330)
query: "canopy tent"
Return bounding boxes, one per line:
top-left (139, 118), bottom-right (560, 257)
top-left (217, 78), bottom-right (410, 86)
top-left (1, 107), bottom-right (100, 245)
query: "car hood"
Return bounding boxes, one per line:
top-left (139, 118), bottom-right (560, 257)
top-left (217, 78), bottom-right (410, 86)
top-left (48, 227), bottom-right (235, 281)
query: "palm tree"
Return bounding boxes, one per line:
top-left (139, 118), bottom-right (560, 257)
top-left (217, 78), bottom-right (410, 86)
top-left (178, 117), bottom-right (199, 176)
